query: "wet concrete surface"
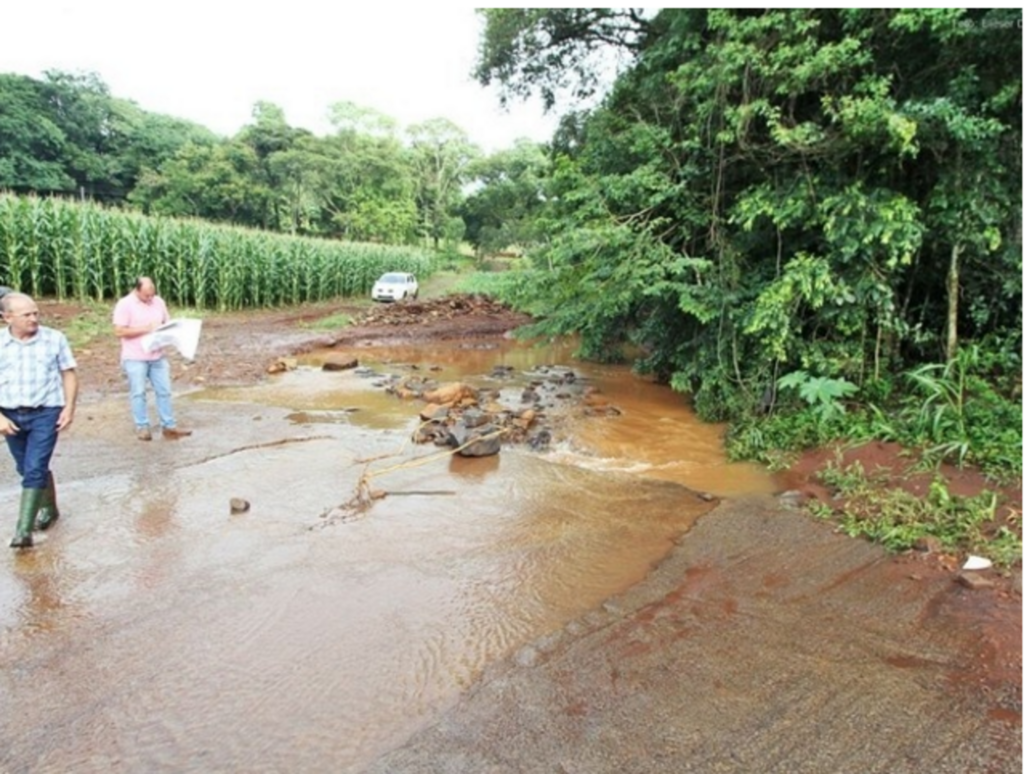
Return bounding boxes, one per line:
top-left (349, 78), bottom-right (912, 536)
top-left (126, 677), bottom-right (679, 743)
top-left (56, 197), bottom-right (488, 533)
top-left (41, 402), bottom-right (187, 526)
top-left (0, 354), bottom-right (1019, 773)
top-left (366, 498), bottom-right (1022, 774)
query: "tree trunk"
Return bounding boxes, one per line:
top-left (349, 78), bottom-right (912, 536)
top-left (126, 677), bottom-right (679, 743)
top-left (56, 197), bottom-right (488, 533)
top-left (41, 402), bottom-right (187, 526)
top-left (945, 243), bottom-right (961, 363)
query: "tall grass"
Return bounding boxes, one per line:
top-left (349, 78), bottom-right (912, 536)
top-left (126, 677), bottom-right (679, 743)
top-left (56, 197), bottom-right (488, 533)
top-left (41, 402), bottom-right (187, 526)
top-left (0, 194), bottom-right (435, 310)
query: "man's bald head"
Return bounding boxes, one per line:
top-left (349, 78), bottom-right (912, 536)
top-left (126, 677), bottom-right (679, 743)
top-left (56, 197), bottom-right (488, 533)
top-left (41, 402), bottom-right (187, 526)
top-left (1, 292), bottom-right (33, 314)
top-left (135, 277), bottom-right (156, 302)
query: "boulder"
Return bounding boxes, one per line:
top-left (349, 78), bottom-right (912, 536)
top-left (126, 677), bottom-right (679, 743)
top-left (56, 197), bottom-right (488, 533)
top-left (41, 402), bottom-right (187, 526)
top-left (412, 420), bottom-right (449, 445)
top-left (419, 404), bottom-right (449, 421)
top-left (322, 354), bottom-right (358, 371)
top-left (449, 421), bottom-right (502, 457)
top-left (423, 382), bottom-right (479, 407)
top-left (461, 408), bottom-right (490, 429)
top-left (956, 571), bottom-right (995, 590)
top-left (267, 357), bottom-right (298, 374)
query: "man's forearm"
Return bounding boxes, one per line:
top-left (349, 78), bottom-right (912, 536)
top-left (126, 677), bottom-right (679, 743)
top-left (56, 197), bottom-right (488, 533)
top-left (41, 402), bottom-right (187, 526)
top-left (114, 324), bottom-right (155, 338)
top-left (61, 369), bottom-right (78, 409)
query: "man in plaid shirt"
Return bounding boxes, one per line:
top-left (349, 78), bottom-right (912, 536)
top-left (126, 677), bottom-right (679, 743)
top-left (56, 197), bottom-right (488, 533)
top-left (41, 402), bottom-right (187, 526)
top-left (0, 292), bottom-right (78, 548)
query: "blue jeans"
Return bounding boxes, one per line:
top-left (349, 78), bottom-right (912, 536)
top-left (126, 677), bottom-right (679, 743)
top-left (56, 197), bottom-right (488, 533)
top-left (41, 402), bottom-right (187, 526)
top-left (1, 406), bottom-right (61, 489)
top-left (122, 357), bottom-right (177, 430)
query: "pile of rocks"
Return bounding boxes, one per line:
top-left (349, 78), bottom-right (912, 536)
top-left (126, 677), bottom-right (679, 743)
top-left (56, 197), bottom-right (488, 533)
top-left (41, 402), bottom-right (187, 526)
top-left (358, 294), bottom-right (518, 327)
top-left (369, 364), bottom-right (620, 457)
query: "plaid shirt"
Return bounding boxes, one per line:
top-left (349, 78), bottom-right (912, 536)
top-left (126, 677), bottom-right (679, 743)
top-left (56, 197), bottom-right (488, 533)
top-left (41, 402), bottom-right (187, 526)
top-left (0, 326), bottom-right (77, 408)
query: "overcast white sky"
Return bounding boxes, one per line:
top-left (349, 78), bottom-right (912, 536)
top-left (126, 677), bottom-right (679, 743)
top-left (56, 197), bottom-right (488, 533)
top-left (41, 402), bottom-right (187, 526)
top-left (0, 2), bottom-right (562, 152)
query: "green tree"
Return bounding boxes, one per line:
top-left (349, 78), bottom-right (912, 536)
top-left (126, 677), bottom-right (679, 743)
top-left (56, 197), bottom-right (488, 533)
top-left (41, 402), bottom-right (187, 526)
top-left (317, 104), bottom-right (420, 243)
top-left (459, 138), bottom-right (551, 256)
top-left (40, 70), bottom-right (131, 200)
top-left (236, 101), bottom-right (310, 230)
top-left (407, 118), bottom-right (479, 249)
top-left (108, 101), bottom-right (219, 200)
top-left (0, 74), bottom-right (74, 192)
top-left (128, 140), bottom-right (272, 225)
top-left (474, 8), bottom-right (649, 110)
top-left (1, 70), bottom-right (216, 204)
top-left (267, 136), bottom-right (327, 235)
top-left (327, 100), bottom-right (400, 138)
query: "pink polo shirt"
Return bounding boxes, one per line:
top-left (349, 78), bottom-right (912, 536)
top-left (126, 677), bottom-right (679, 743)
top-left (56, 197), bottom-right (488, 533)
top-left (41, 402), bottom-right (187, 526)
top-left (113, 292), bottom-right (170, 361)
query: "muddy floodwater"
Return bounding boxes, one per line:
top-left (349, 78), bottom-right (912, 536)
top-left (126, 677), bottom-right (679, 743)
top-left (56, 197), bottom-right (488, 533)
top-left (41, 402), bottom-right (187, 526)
top-left (0, 339), bottom-right (781, 772)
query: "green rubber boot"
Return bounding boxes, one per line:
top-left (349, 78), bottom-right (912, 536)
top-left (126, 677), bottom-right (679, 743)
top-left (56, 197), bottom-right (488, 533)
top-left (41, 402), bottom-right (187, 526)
top-left (10, 488), bottom-right (44, 549)
top-left (36, 472), bottom-right (60, 531)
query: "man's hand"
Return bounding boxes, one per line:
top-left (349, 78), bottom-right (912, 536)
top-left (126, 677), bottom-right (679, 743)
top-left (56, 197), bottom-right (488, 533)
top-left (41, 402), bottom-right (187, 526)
top-left (57, 406), bottom-right (75, 432)
top-left (0, 418), bottom-right (20, 436)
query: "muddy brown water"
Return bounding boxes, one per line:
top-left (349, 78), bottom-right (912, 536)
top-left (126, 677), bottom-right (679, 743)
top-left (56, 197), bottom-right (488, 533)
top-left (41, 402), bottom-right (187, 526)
top-left (0, 338), bottom-right (781, 772)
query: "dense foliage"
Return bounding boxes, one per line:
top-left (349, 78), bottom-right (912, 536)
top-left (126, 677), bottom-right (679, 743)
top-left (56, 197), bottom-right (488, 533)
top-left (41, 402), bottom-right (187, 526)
top-left (473, 8), bottom-right (1022, 473)
top-left (0, 71), bottom-right (218, 202)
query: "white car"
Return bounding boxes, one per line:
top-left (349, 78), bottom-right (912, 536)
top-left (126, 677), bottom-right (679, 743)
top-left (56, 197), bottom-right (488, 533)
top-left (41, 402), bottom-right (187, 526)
top-left (371, 272), bottom-right (419, 302)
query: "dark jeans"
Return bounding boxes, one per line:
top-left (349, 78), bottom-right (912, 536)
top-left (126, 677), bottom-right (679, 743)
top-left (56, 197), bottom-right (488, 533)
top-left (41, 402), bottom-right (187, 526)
top-left (1, 406), bottom-right (61, 489)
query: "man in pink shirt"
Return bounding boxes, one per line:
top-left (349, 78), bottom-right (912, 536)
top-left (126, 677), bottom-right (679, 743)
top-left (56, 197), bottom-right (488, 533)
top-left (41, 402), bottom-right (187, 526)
top-left (112, 277), bottom-right (192, 441)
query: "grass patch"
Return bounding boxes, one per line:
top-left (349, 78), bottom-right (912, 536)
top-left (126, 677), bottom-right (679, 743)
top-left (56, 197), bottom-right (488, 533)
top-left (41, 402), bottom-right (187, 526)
top-left (808, 461), bottom-right (1022, 568)
top-left (50, 300), bottom-right (113, 350)
top-left (298, 312), bottom-right (355, 331)
top-left (420, 269), bottom-right (471, 298)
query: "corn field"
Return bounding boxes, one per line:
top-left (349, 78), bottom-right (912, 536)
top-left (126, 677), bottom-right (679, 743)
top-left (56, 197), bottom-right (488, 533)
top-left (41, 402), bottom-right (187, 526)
top-left (0, 195), bottom-right (436, 310)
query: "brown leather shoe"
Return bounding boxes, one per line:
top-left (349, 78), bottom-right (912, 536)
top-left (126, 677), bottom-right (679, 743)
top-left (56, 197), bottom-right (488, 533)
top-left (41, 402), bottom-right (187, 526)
top-left (162, 427), bottom-right (193, 439)
top-left (136, 427), bottom-right (153, 441)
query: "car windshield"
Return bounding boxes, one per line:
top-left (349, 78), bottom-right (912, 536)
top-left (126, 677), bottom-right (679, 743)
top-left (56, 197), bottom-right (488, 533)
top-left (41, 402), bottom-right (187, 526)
top-left (379, 273), bottom-right (406, 283)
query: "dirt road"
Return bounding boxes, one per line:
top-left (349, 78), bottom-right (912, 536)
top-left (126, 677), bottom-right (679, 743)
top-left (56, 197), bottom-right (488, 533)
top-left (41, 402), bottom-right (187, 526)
top-left (57, 293), bottom-right (532, 396)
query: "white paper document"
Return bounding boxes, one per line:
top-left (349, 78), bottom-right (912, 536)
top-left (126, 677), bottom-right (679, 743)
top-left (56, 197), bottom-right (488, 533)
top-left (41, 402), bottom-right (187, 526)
top-left (141, 318), bottom-right (203, 361)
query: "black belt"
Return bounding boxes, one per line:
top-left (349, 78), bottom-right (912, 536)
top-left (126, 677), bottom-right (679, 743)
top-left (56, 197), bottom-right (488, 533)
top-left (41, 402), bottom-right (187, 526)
top-left (3, 406), bottom-right (45, 412)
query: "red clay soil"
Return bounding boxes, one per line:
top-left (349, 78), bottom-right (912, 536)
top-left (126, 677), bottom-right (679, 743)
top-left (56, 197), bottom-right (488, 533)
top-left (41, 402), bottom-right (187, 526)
top-left (782, 440), bottom-right (1021, 507)
top-left (47, 294), bottom-right (532, 397)
top-left (781, 439), bottom-right (1022, 539)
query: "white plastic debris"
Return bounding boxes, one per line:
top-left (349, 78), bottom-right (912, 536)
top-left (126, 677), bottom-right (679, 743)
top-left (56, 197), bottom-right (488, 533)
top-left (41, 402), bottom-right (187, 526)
top-left (962, 555), bottom-right (993, 571)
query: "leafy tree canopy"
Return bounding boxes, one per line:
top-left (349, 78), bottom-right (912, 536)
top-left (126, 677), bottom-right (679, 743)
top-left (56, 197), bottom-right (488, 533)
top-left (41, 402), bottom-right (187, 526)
top-left (475, 8), bottom-right (1022, 422)
top-left (474, 8), bottom-right (650, 110)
